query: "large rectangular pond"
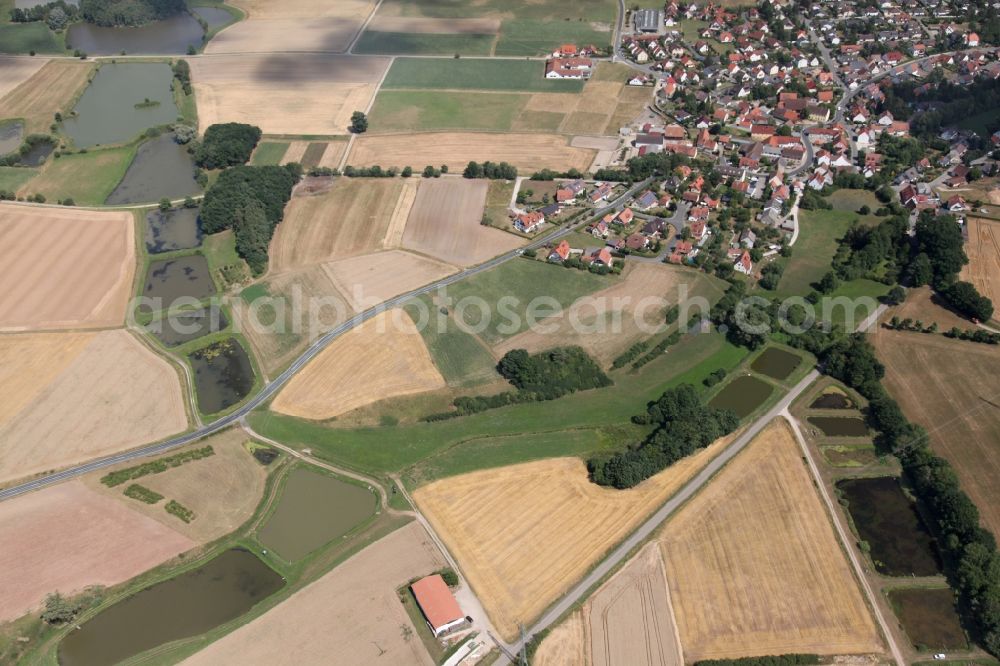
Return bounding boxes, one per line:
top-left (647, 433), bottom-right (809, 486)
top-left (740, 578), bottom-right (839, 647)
top-left (837, 476), bottom-right (942, 576)
top-left (888, 587), bottom-right (968, 650)
top-left (145, 205), bottom-right (201, 253)
top-left (66, 13), bottom-right (204, 56)
top-left (258, 467), bottom-right (378, 561)
top-left (189, 338), bottom-right (255, 414)
top-left (148, 306), bottom-right (228, 347)
top-left (808, 416), bottom-right (869, 437)
top-left (105, 133), bottom-right (201, 205)
top-left (62, 62), bottom-right (179, 149)
top-left (143, 254), bottom-right (216, 310)
top-left (707, 375), bottom-right (774, 418)
top-left (58, 548), bottom-right (283, 666)
top-left (749, 347), bottom-right (801, 380)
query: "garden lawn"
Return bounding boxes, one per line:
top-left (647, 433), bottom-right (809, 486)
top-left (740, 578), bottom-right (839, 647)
top-left (381, 58), bottom-right (584, 92)
top-left (251, 329), bottom-right (745, 475)
top-left (20, 146), bottom-right (135, 205)
top-left (368, 91), bottom-right (527, 132)
top-left (354, 32), bottom-right (495, 56)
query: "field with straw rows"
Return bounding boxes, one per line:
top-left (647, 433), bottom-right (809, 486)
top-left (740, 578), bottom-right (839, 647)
top-left (207, 0), bottom-right (377, 53)
top-left (962, 217), bottom-right (1000, 308)
top-left (0, 60), bottom-right (94, 133)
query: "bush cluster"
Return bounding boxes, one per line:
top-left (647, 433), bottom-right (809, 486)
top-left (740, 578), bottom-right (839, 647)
top-left (611, 339), bottom-right (650, 369)
top-left (172, 59), bottom-right (192, 96)
top-left (944, 327), bottom-right (1000, 344)
top-left (694, 656), bottom-right (820, 666)
top-left (165, 500), bottom-right (195, 523)
top-left (80, 0), bottom-right (184, 26)
top-left (100, 445), bottom-right (214, 487)
top-left (630, 330), bottom-right (682, 370)
top-left (463, 160), bottom-right (517, 180)
top-left (124, 483), bottom-right (163, 504)
top-left (588, 384), bottom-right (739, 489)
top-left (194, 123), bottom-right (261, 170)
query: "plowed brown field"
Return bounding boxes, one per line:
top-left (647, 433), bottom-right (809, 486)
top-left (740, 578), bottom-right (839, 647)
top-left (401, 178), bottom-right (523, 266)
top-left (347, 132), bottom-right (597, 173)
top-left (0, 329), bottom-right (187, 485)
top-left (270, 178), bottom-right (407, 272)
top-left (272, 309), bottom-right (445, 419)
top-left (207, 0), bottom-right (377, 53)
top-left (962, 217), bottom-right (1000, 307)
top-left (658, 418), bottom-right (882, 661)
top-left (0, 479), bottom-right (192, 623)
top-left (182, 522), bottom-right (445, 666)
top-left (413, 436), bottom-right (732, 641)
top-left (189, 55), bottom-right (389, 135)
top-left (0, 204), bottom-right (134, 331)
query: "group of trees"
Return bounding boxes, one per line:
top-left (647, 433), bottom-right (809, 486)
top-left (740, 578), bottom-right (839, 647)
top-left (193, 123), bottom-right (261, 170)
top-left (172, 59), bottom-right (192, 96)
top-left (588, 384), bottom-right (739, 489)
top-left (9, 0), bottom-right (78, 29)
top-left (693, 657), bottom-right (819, 666)
top-left (199, 164), bottom-right (299, 274)
top-left (821, 335), bottom-right (1000, 654)
top-left (424, 347), bottom-right (611, 421)
top-left (79, 0), bottom-right (185, 26)
top-left (463, 161), bottom-right (517, 180)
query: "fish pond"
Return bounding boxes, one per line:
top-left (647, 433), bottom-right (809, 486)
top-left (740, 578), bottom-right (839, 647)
top-left (887, 587), bottom-right (968, 650)
top-left (145, 205), bottom-right (201, 253)
top-left (707, 375), bottom-right (774, 418)
top-left (143, 255), bottom-right (216, 311)
top-left (257, 466), bottom-right (378, 562)
top-left (809, 416), bottom-right (869, 437)
top-left (62, 62), bottom-right (179, 149)
top-left (810, 390), bottom-right (854, 409)
top-left (189, 338), bottom-right (255, 414)
top-left (106, 132), bottom-right (200, 205)
top-left (837, 476), bottom-right (942, 576)
top-left (58, 548), bottom-right (283, 666)
top-left (148, 306), bottom-right (228, 347)
top-left (66, 13), bottom-right (204, 56)
top-left (749, 346), bottom-right (801, 380)
top-left (0, 121), bottom-right (23, 156)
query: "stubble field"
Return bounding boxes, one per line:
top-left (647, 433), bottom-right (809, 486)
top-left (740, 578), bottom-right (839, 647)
top-left (0, 329), bottom-right (188, 485)
top-left (658, 418), bottom-right (882, 661)
top-left (413, 438), bottom-right (732, 641)
top-left (0, 479), bottom-right (192, 623)
top-left (0, 205), bottom-right (135, 331)
top-left (401, 178), bottom-right (523, 266)
top-left (347, 132), bottom-right (597, 172)
top-left (207, 0), bottom-right (377, 53)
top-left (189, 55), bottom-right (390, 135)
top-left (0, 56), bottom-right (49, 99)
top-left (270, 178), bottom-right (410, 272)
top-left (962, 217), bottom-right (1000, 308)
top-left (85, 430), bottom-right (268, 543)
top-left (182, 522), bottom-right (444, 666)
top-left (0, 60), bottom-right (94, 133)
top-left (272, 309), bottom-right (445, 420)
top-left (874, 328), bottom-right (1000, 537)
top-left (322, 249), bottom-right (457, 311)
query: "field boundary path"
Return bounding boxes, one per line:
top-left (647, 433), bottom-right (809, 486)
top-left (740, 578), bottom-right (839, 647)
top-left (783, 411), bottom-right (906, 666)
top-left (0, 178), bottom-right (652, 503)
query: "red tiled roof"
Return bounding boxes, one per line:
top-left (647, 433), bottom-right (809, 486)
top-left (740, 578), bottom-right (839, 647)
top-left (411, 575), bottom-right (463, 632)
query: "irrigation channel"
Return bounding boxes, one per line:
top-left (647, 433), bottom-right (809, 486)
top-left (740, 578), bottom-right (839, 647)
top-left (0, 177), bottom-right (654, 503)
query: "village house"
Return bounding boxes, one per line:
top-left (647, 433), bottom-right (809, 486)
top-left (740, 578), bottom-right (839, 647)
top-left (548, 240), bottom-right (571, 262)
top-left (514, 210), bottom-right (545, 233)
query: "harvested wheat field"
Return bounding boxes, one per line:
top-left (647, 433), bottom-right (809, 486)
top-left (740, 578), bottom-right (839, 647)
top-left (0, 204), bottom-right (135, 331)
top-left (885, 285), bottom-right (973, 331)
top-left (535, 611), bottom-right (587, 666)
top-left (367, 16), bottom-right (500, 33)
top-left (208, 0), bottom-right (376, 53)
top-left (85, 430), bottom-right (268, 543)
top-left (272, 309), bottom-right (445, 419)
top-left (402, 178), bottom-right (523, 266)
top-left (323, 249), bottom-right (457, 311)
top-left (281, 140), bottom-right (309, 164)
top-left (874, 328), bottom-right (1000, 536)
top-left (348, 132), bottom-right (597, 173)
top-left (318, 139), bottom-right (349, 169)
top-left (588, 542), bottom-right (683, 666)
top-left (962, 217), bottom-right (1000, 307)
top-left (0, 329), bottom-right (187, 485)
top-left (236, 265), bottom-right (356, 376)
top-left (270, 178), bottom-right (409, 272)
top-left (183, 521), bottom-right (444, 666)
top-left (0, 479), bottom-right (193, 623)
top-left (189, 55), bottom-right (389, 135)
top-left (495, 263), bottom-right (719, 366)
top-left (658, 418), bottom-right (882, 661)
top-left (0, 57), bottom-right (49, 99)
top-left (0, 59), bottom-right (93, 133)
top-left (413, 437), bottom-right (733, 641)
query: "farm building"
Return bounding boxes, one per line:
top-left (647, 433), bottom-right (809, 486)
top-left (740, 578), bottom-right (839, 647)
top-left (633, 9), bottom-right (663, 33)
top-left (411, 575), bottom-right (465, 637)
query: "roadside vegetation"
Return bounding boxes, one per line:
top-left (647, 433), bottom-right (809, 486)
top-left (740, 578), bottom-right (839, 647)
top-left (101, 445), bottom-right (215, 487)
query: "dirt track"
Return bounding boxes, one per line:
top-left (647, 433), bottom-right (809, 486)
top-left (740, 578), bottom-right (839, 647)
top-left (658, 419), bottom-right (882, 661)
top-left (0, 329), bottom-right (188, 485)
top-left (0, 479), bottom-right (192, 623)
top-left (348, 132), bottom-right (598, 173)
top-left (189, 55), bottom-right (389, 135)
top-left (0, 205), bottom-right (135, 331)
top-left (413, 439), bottom-right (732, 641)
top-left (401, 179), bottom-right (523, 266)
top-left (181, 522), bottom-right (444, 666)
top-left (272, 309), bottom-right (445, 419)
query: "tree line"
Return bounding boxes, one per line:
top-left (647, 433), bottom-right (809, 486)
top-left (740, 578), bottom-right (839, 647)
top-left (463, 161), bottom-right (517, 180)
top-left (79, 0), bottom-right (184, 26)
